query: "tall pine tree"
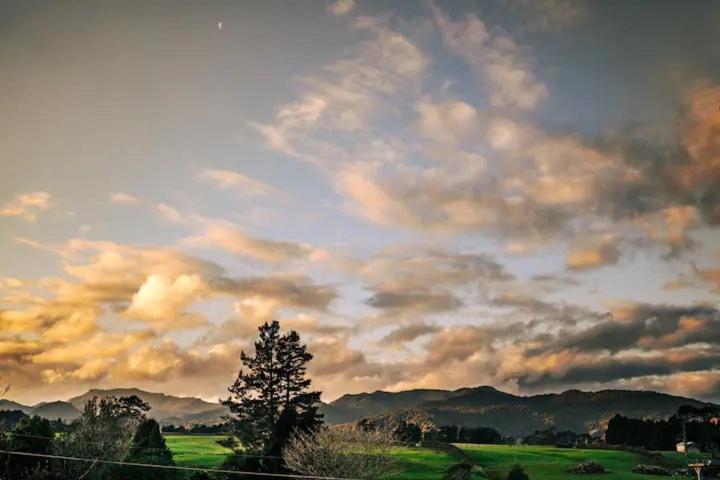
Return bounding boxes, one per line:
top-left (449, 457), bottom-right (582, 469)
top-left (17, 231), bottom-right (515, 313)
top-left (222, 320), bottom-right (322, 463)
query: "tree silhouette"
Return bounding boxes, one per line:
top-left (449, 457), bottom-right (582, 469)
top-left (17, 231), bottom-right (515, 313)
top-left (117, 418), bottom-right (177, 480)
top-left (222, 321), bottom-right (322, 470)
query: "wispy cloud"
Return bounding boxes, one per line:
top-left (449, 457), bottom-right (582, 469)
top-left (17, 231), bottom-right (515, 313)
top-left (110, 192), bottom-right (141, 204)
top-left (184, 221), bottom-right (316, 263)
top-left (0, 191), bottom-right (51, 222)
top-left (197, 168), bottom-right (283, 197)
top-left (327, 0), bottom-right (355, 16)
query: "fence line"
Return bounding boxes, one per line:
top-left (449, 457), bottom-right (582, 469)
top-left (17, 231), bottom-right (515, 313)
top-left (0, 449), bottom-right (357, 480)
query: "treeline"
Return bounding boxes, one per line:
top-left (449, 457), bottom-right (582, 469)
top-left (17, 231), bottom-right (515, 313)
top-left (0, 395), bottom-right (179, 480)
top-left (162, 423), bottom-right (226, 435)
top-left (522, 427), bottom-right (595, 447)
top-left (387, 420), bottom-right (503, 444)
top-left (606, 409), bottom-right (720, 453)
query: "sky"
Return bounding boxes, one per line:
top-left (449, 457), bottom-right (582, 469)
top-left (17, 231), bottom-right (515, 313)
top-left (1, 0), bottom-right (719, 405)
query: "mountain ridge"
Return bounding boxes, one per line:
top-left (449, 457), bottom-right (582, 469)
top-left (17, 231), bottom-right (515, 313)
top-left (2, 386), bottom-right (713, 434)
top-left (324, 386), bottom-right (714, 436)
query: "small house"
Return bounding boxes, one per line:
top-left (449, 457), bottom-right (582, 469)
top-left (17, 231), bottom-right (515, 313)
top-left (676, 441), bottom-right (700, 454)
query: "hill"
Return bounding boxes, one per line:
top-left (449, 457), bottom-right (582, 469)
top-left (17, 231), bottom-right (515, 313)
top-left (0, 399), bottom-right (33, 414)
top-left (321, 389), bottom-right (459, 424)
top-left (1, 388), bottom-right (227, 425)
top-left (31, 401), bottom-right (81, 421)
top-left (321, 386), bottom-right (713, 437)
top-left (67, 388), bottom-right (228, 425)
top-left (5, 385), bottom-right (712, 434)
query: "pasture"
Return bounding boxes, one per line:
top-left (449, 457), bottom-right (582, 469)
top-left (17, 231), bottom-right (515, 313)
top-left (163, 435), bottom-right (472, 478)
top-left (164, 434), bottom-right (231, 469)
top-left (389, 446), bottom-right (484, 479)
top-left (164, 435), bottom-right (702, 479)
top-left (458, 444), bottom-right (698, 480)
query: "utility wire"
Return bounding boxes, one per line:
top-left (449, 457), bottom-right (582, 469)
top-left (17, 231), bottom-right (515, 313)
top-left (1, 432), bottom-right (284, 459)
top-left (0, 449), bottom-right (358, 480)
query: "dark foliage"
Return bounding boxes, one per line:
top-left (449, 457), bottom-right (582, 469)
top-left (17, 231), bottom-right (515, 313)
top-left (459, 426), bottom-right (503, 444)
top-left (222, 321), bottom-right (322, 473)
top-left (162, 423), bottom-right (226, 434)
top-left (115, 419), bottom-right (177, 480)
top-left (1, 416), bottom-right (56, 479)
top-left (394, 420), bottom-right (423, 443)
top-left (523, 427), bottom-right (583, 447)
top-left (0, 410), bottom-right (26, 430)
top-left (632, 464), bottom-right (672, 476)
top-left (507, 464), bottom-right (530, 480)
top-left (442, 462), bottom-right (474, 480)
top-left (56, 395), bottom-right (151, 480)
top-left (606, 407), bottom-right (720, 453)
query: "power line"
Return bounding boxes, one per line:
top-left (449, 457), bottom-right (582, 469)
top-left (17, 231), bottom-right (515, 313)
top-left (0, 449), bottom-right (358, 480)
top-left (2, 432), bottom-right (284, 459)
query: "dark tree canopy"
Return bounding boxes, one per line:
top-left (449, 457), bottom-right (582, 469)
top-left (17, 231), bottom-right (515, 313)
top-left (222, 320), bottom-right (322, 470)
top-left (2, 415), bottom-right (55, 477)
top-left (56, 395), bottom-right (151, 480)
top-left (117, 418), bottom-right (177, 480)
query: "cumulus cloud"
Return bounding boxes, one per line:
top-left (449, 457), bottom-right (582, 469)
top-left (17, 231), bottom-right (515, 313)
top-left (4, 6), bottom-right (720, 405)
top-left (127, 274), bottom-right (208, 328)
top-left (0, 191), bottom-right (51, 222)
top-left (0, 236), bottom-right (343, 400)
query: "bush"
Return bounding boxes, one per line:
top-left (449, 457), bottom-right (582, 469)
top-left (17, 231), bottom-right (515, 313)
top-left (442, 462), bottom-right (474, 480)
top-left (632, 465), bottom-right (671, 476)
top-left (115, 419), bottom-right (177, 480)
top-left (507, 464), bottom-right (529, 480)
top-left (283, 425), bottom-right (396, 480)
top-left (570, 461), bottom-right (605, 474)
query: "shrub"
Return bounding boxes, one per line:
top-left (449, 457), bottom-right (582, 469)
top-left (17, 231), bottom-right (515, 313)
top-left (507, 464), bottom-right (529, 480)
top-left (442, 462), bottom-right (474, 480)
top-left (570, 461), bottom-right (605, 474)
top-left (283, 425), bottom-right (396, 480)
top-left (632, 465), bottom-right (671, 476)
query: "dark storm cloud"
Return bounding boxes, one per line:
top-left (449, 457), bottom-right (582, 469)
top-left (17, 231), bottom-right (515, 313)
top-left (544, 305), bottom-right (720, 354)
top-left (211, 276), bottom-right (337, 310)
top-left (517, 349), bottom-right (720, 389)
top-left (488, 293), bottom-right (602, 326)
top-left (379, 323), bottom-right (440, 346)
top-left (365, 289), bottom-right (463, 313)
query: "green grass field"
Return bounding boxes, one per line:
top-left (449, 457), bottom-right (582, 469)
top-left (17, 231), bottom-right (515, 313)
top-left (458, 444), bottom-right (697, 480)
top-left (164, 434), bottom-right (232, 469)
top-left (389, 446), bottom-right (484, 479)
top-left (164, 435), bottom-right (700, 479)
top-left (164, 435), bottom-right (469, 478)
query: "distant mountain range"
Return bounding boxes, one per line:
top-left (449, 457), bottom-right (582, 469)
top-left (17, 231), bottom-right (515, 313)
top-left (1, 386), bottom-right (713, 435)
top-left (320, 386), bottom-right (714, 436)
top-left (0, 388), bottom-right (228, 425)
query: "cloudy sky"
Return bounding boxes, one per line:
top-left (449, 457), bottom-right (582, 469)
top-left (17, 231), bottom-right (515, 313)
top-left (1, 0), bottom-right (719, 405)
